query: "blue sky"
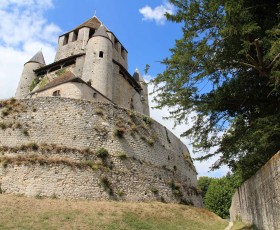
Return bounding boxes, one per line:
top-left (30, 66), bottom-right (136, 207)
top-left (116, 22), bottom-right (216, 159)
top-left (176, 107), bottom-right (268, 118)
top-left (0, 0), bottom-right (229, 178)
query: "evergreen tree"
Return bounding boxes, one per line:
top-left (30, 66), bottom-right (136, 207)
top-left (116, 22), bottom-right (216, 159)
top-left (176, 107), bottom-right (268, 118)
top-left (152, 0), bottom-right (280, 181)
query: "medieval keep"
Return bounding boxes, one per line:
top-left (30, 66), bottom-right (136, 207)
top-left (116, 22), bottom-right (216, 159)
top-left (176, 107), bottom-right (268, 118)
top-left (0, 16), bottom-right (202, 207)
top-left (15, 16), bottom-right (149, 116)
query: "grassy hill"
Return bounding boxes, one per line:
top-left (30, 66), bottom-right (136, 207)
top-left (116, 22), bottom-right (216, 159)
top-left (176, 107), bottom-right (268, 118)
top-left (0, 194), bottom-right (227, 230)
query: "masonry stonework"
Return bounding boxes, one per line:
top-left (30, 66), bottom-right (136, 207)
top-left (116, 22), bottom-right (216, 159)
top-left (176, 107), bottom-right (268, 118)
top-left (0, 98), bottom-right (202, 207)
top-left (15, 16), bottom-right (149, 116)
top-left (230, 151), bottom-right (280, 230)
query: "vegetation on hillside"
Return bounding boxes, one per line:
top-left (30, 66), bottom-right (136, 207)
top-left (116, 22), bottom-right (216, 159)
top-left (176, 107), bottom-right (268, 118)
top-left (0, 194), bottom-right (227, 230)
top-left (152, 0), bottom-right (280, 181)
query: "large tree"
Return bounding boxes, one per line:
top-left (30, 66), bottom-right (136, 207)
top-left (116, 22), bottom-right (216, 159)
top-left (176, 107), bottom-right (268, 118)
top-left (152, 0), bottom-right (280, 180)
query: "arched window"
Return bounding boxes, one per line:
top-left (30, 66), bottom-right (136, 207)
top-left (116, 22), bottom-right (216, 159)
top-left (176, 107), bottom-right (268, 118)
top-left (99, 51), bottom-right (104, 58)
top-left (53, 90), bottom-right (61, 97)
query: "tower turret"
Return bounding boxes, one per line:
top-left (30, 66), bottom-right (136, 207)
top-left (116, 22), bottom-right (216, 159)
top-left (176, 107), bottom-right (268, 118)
top-left (82, 25), bottom-right (113, 100)
top-left (133, 68), bottom-right (150, 116)
top-left (15, 51), bottom-right (45, 99)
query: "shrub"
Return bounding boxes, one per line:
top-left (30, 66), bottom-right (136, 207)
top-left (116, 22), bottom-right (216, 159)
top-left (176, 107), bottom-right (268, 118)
top-left (28, 143), bottom-right (39, 151)
top-left (151, 187), bottom-right (158, 194)
top-left (84, 160), bottom-right (100, 170)
top-left (10, 98), bottom-right (16, 103)
top-left (22, 129), bottom-right (29, 136)
top-left (147, 139), bottom-right (155, 146)
top-left (96, 148), bottom-right (109, 159)
top-left (95, 108), bottom-right (103, 115)
top-left (142, 116), bottom-right (153, 125)
top-left (1, 109), bottom-right (9, 117)
top-left (101, 176), bottom-right (114, 196)
top-left (29, 78), bottom-right (40, 91)
top-left (114, 127), bottom-right (125, 138)
top-left (116, 151), bottom-right (128, 159)
top-left (15, 122), bottom-right (22, 129)
top-left (0, 122), bottom-right (6, 130)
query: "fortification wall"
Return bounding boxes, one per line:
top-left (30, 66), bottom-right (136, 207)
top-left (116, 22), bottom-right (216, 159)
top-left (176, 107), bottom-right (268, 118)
top-left (230, 151), bottom-right (280, 230)
top-left (0, 98), bottom-right (202, 206)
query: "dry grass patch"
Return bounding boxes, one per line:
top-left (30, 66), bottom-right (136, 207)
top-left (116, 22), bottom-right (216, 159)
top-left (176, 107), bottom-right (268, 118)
top-left (0, 194), bottom-right (227, 230)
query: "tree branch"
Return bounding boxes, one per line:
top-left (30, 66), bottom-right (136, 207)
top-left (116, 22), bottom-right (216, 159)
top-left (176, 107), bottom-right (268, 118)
top-left (266, 53), bottom-right (280, 70)
top-left (254, 39), bottom-right (263, 66)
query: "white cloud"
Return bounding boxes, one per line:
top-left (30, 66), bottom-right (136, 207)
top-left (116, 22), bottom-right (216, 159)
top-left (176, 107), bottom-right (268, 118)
top-left (146, 77), bottom-right (229, 178)
top-left (0, 0), bottom-right (61, 99)
top-left (139, 2), bottom-right (174, 25)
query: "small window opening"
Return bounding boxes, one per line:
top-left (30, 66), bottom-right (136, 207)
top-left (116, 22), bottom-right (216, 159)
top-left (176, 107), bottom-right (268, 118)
top-left (93, 92), bottom-right (97, 98)
top-left (114, 38), bottom-right (119, 50)
top-left (121, 47), bottom-right (126, 59)
top-left (72, 30), bottom-right (78, 42)
top-left (99, 51), bottom-right (104, 58)
top-left (89, 29), bottom-right (95, 39)
top-left (53, 90), bottom-right (61, 97)
top-left (63, 34), bottom-right (69, 46)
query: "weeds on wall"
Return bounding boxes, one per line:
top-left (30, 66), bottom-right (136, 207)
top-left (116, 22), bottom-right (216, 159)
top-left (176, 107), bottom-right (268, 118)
top-left (116, 151), bottom-right (128, 159)
top-left (55, 68), bottom-right (66, 76)
top-left (0, 122), bottom-right (6, 130)
top-left (22, 129), bottom-right (29, 136)
top-left (95, 107), bottom-right (104, 116)
top-left (114, 127), bottom-right (125, 138)
top-left (101, 176), bottom-right (114, 196)
top-left (29, 78), bottom-right (40, 92)
top-left (169, 180), bottom-right (183, 198)
top-left (96, 148), bottom-right (109, 159)
top-left (83, 160), bottom-right (101, 170)
top-left (150, 186), bottom-right (159, 195)
top-left (0, 98), bottom-right (26, 118)
top-left (142, 116), bottom-right (153, 126)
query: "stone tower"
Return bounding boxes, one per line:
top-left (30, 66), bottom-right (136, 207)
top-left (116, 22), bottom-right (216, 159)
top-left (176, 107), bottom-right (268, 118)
top-left (15, 51), bottom-right (45, 99)
top-left (82, 25), bottom-right (113, 100)
top-left (16, 16), bottom-right (150, 116)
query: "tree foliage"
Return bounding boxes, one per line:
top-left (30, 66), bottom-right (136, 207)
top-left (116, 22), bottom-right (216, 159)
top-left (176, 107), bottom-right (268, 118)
top-left (152, 0), bottom-right (280, 181)
top-left (205, 174), bottom-right (240, 218)
top-left (197, 176), bottom-right (213, 201)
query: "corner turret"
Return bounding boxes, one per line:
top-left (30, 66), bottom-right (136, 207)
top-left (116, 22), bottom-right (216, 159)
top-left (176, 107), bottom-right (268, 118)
top-left (15, 51), bottom-right (46, 99)
top-left (133, 68), bottom-right (150, 116)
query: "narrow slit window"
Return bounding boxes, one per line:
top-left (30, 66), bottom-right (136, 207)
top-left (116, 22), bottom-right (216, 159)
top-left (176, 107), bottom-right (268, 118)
top-left (114, 39), bottom-right (119, 50)
top-left (63, 34), bottom-right (69, 45)
top-left (72, 30), bottom-right (78, 42)
top-left (53, 90), bottom-right (61, 97)
top-left (99, 51), bottom-right (104, 58)
top-left (89, 29), bottom-right (95, 38)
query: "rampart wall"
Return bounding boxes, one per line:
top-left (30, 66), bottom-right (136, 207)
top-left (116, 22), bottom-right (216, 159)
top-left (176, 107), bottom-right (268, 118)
top-left (0, 98), bottom-right (202, 206)
top-left (230, 151), bottom-right (280, 230)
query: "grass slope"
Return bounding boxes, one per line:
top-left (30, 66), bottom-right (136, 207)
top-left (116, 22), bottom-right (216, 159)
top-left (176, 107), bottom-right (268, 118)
top-left (0, 194), bottom-right (227, 230)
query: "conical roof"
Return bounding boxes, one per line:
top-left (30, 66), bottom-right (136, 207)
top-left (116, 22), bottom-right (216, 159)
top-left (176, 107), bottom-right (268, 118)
top-left (133, 68), bottom-right (144, 82)
top-left (27, 51), bottom-right (46, 65)
top-left (92, 25), bottom-right (109, 39)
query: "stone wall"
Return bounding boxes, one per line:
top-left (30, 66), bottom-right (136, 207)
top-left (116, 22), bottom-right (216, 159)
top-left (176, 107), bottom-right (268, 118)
top-left (0, 98), bottom-right (202, 206)
top-left (32, 82), bottom-right (110, 103)
top-left (230, 151), bottom-right (280, 230)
